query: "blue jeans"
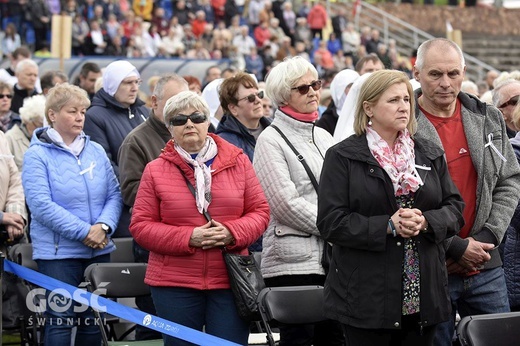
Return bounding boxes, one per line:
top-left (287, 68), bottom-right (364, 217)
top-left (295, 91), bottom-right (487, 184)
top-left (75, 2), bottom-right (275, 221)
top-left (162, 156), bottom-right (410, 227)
top-left (433, 267), bottom-right (510, 346)
top-left (150, 286), bottom-right (250, 346)
top-left (36, 254), bottom-right (110, 346)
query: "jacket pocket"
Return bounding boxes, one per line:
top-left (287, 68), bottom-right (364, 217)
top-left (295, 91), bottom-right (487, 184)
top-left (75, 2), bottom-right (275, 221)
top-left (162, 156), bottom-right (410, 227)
top-left (273, 225), bottom-right (313, 262)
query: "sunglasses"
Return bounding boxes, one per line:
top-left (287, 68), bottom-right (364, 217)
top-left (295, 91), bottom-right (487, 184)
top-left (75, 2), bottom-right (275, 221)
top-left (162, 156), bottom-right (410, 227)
top-left (169, 112), bottom-right (207, 126)
top-left (0, 94), bottom-right (12, 99)
top-left (291, 80), bottom-right (322, 95)
top-left (498, 95), bottom-right (520, 109)
top-left (238, 90), bottom-right (264, 103)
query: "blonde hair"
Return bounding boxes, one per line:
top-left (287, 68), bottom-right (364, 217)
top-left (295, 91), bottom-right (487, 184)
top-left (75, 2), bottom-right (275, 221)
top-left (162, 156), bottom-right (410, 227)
top-left (45, 83), bottom-right (90, 126)
top-left (512, 103), bottom-right (520, 131)
top-left (353, 70), bottom-right (416, 136)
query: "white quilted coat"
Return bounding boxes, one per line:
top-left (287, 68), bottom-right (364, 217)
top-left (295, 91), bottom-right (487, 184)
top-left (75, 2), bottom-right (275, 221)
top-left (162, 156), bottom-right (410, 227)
top-left (253, 111), bottom-right (335, 278)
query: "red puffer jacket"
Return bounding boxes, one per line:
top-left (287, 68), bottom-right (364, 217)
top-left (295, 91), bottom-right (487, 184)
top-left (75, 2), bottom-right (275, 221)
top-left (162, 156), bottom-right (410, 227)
top-left (130, 134), bottom-right (270, 290)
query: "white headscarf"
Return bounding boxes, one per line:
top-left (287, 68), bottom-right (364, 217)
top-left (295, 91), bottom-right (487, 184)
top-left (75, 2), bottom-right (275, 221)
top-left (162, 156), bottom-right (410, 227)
top-left (102, 60), bottom-right (140, 97)
top-left (201, 78), bottom-right (223, 129)
top-left (330, 69), bottom-right (359, 113)
top-left (333, 72), bottom-right (372, 143)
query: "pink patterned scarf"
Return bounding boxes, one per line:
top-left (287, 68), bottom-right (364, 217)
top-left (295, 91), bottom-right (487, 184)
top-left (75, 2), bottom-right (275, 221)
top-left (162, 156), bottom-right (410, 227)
top-left (366, 127), bottom-right (423, 196)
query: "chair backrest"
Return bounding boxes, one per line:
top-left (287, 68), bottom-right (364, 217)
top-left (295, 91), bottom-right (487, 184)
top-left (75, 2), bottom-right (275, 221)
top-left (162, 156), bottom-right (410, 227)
top-left (457, 311), bottom-right (520, 346)
top-left (8, 243), bottom-right (38, 271)
top-left (110, 237), bottom-right (135, 263)
top-left (84, 263), bottom-right (150, 299)
top-left (257, 285), bottom-right (326, 325)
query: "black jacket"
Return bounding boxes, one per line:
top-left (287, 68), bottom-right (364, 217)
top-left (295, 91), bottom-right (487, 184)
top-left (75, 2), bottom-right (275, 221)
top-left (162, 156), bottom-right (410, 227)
top-left (315, 101), bottom-right (338, 136)
top-left (317, 134), bottom-right (464, 329)
top-left (215, 114), bottom-right (271, 162)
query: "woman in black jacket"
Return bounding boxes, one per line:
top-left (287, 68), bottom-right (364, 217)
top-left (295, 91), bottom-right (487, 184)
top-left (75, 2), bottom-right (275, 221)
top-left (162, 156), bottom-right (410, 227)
top-left (317, 70), bottom-right (465, 346)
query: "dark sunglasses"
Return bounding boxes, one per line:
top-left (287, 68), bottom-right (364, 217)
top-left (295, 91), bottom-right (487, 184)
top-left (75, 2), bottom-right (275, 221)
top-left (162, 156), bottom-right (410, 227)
top-left (169, 112), bottom-right (207, 126)
top-left (0, 94), bottom-right (12, 99)
top-left (291, 80), bottom-right (322, 95)
top-left (238, 90), bottom-right (264, 103)
top-left (498, 95), bottom-right (520, 109)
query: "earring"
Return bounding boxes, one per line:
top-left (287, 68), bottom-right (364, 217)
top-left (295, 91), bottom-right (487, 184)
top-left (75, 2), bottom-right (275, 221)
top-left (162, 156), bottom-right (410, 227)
top-left (368, 119), bottom-right (372, 126)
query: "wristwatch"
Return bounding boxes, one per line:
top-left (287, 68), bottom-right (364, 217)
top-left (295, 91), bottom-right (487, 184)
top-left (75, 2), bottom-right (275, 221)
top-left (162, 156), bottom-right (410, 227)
top-left (101, 223), bottom-right (110, 234)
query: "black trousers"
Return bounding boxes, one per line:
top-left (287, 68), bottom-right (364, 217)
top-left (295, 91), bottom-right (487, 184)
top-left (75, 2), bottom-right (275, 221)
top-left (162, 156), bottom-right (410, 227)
top-left (343, 314), bottom-right (436, 346)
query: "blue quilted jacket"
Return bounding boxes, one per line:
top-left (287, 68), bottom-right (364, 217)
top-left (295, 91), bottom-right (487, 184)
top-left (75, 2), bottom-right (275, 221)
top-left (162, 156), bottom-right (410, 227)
top-left (22, 128), bottom-right (123, 260)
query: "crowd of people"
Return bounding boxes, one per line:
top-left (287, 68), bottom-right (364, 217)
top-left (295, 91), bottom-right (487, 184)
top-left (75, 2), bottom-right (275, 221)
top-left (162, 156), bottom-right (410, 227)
top-left (0, 0), bottom-right (412, 82)
top-left (1, 2), bottom-right (520, 346)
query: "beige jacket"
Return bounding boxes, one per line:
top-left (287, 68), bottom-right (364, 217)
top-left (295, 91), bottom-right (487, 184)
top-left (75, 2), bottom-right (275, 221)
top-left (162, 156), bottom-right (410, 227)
top-left (0, 131), bottom-right (27, 223)
top-left (5, 124), bottom-right (30, 172)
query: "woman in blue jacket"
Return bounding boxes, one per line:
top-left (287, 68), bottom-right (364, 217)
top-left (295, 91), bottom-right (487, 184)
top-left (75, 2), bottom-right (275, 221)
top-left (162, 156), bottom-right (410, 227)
top-left (22, 83), bottom-right (122, 346)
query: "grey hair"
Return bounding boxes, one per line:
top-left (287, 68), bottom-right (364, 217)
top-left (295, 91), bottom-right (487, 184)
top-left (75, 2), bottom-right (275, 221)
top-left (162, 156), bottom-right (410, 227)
top-left (15, 59), bottom-right (38, 74)
top-left (265, 56), bottom-right (318, 108)
top-left (163, 90), bottom-right (210, 126)
top-left (153, 74), bottom-right (189, 100)
top-left (19, 94), bottom-right (46, 124)
top-left (415, 38), bottom-right (465, 70)
top-left (492, 79), bottom-right (520, 106)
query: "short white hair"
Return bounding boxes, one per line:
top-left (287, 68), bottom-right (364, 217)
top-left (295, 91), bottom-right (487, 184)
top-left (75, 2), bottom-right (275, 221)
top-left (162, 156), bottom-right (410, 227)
top-left (19, 94), bottom-right (46, 124)
top-left (265, 56), bottom-right (318, 108)
top-left (15, 59), bottom-right (38, 74)
top-left (163, 90), bottom-right (210, 126)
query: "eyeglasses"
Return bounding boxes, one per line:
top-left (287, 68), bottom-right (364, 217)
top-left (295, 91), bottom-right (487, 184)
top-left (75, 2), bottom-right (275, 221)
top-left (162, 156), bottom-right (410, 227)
top-left (0, 94), bottom-right (12, 99)
top-left (237, 90), bottom-right (264, 103)
top-left (121, 79), bottom-right (143, 87)
top-left (291, 80), bottom-right (322, 95)
top-left (498, 95), bottom-right (520, 109)
top-left (169, 112), bottom-right (207, 126)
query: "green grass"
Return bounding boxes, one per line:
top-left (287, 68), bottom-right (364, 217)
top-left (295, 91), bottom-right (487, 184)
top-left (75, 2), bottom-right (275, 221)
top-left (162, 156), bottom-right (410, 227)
top-left (2, 331), bottom-right (22, 344)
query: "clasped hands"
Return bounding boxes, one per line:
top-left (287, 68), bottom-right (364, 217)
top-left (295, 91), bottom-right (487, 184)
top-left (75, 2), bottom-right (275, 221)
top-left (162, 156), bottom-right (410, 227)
top-left (390, 208), bottom-right (428, 238)
top-left (190, 220), bottom-right (235, 250)
top-left (447, 237), bottom-right (494, 275)
top-left (83, 224), bottom-right (109, 249)
top-left (2, 212), bottom-right (25, 241)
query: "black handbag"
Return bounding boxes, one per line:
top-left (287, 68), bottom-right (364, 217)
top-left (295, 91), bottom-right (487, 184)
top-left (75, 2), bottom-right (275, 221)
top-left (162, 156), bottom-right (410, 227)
top-left (181, 173), bottom-right (265, 321)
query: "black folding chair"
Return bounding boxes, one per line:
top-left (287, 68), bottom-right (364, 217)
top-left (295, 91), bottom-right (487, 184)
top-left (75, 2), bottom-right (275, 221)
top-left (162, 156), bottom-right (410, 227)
top-left (84, 262), bottom-right (162, 346)
top-left (456, 311), bottom-right (520, 346)
top-left (256, 286), bottom-right (326, 346)
top-left (7, 243), bottom-right (44, 346)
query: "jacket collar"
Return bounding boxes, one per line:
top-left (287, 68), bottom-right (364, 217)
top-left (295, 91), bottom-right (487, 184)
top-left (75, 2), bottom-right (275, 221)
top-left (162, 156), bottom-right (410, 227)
top-left (273, 109), bottom-right (317, 133)
top-left (147, 111), bottom-right (171, 141)
top-left (91, 88), bottom-right (146, 111)
top-left (159, 133), bottom-right (243, 176)
top-left (216, 113), bottom-right (271, 140)
top-left (333, 132), bottom-right (444, 164)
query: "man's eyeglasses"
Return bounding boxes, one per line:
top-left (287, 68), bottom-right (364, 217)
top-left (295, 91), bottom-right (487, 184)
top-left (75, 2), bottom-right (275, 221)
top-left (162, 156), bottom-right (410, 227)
top-left (121, 79), bottom-right (143, 87)
top-left (498, 95), bottom-right (520, 109)
top-left (169, 112), bottom-right (207, 126)
top-left (238, 90), bottom-right (264, 103)
top-left (0, 94), bottom-right (13, 99)
top-left (291, 80), bottom-right (322, 95)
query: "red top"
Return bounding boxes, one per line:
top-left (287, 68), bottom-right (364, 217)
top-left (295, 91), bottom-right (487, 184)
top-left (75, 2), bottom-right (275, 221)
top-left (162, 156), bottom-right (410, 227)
top-left (130, 134), bottom-right (270, 289)
top-left (422, 100), bottom-right (477, 239)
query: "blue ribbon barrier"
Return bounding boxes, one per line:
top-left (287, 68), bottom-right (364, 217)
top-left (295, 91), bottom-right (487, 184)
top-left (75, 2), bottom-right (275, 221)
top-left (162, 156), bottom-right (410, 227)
top-left (4, 260), bottom-right (240, 346)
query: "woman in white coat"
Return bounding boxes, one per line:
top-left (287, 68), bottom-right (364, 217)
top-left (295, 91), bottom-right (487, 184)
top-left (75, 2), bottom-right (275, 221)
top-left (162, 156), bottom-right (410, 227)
top-left (253, 56), bottom-right (344, 346)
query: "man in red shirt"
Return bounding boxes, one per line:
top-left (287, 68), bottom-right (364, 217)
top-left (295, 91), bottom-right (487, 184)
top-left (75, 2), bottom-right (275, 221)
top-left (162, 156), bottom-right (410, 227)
top-left (414, 38), bottom-right (520, 346)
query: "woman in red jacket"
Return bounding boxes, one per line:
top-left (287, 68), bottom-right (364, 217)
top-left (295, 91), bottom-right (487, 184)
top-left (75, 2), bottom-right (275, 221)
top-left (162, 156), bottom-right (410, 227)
top-left (130, 90), bottom-right (270, 346)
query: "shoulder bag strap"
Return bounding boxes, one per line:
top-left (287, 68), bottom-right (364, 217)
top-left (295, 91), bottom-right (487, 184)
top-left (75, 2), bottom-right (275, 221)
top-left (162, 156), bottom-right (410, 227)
top-left (270, 124), bottom-right (319, 192)
top-left (180, 170), bottom-right (212, 222)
